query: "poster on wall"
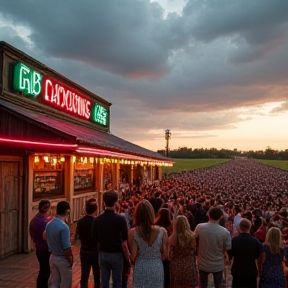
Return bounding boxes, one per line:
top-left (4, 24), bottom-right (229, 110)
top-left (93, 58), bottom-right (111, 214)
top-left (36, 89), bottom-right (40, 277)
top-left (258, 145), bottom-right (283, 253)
top-left (103, 163), bottom-right (112, 190)
top-left (74, 169), bottom-right (94, 191)
top-left (33, 171), bottom-right (64, 199)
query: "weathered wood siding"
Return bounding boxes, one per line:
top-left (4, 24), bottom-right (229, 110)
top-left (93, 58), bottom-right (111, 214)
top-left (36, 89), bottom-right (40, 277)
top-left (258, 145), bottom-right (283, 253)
top-left (0, 161), bottom-right (21, 258)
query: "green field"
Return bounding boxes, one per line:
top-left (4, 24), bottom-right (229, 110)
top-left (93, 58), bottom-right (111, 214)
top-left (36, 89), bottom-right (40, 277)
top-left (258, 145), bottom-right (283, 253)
top-left (162, 158), bottom-right (230, 174)
top-left (162, 158), bottom-right (288, 174)
top-left (255, 159), bottom-right (288, 172)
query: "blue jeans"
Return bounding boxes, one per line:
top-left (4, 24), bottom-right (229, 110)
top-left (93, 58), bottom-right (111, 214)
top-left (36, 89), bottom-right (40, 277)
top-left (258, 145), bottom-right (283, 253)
top-left (199, 270), bottom-right (223, 288)
top-left (80, 249), bottom-right (100, 288)
top-left (99, 251), bottom-right (123, 288)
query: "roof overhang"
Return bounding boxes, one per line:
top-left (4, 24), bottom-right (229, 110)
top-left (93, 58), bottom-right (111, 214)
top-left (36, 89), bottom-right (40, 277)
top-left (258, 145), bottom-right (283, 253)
top-left (0, 100), bottom-right (174, 166)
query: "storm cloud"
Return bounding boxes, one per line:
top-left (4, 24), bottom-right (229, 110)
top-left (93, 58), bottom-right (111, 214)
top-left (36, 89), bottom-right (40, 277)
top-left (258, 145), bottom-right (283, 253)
top-left (1, 0), bottom-right (288, 149)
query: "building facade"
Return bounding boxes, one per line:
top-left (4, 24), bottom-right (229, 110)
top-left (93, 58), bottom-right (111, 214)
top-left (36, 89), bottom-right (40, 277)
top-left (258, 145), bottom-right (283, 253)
top-left (0, 41), bottom-right (173, 259)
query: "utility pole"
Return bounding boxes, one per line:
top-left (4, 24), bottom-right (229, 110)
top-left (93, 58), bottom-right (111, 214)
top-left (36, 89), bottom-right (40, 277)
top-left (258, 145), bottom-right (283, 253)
top-left (165, 129), bottom-right (171, 157)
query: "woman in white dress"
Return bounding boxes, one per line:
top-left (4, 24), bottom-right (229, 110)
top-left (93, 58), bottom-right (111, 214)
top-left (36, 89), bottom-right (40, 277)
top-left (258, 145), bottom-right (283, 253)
top-left (128, 200), bottom-right (168, 288)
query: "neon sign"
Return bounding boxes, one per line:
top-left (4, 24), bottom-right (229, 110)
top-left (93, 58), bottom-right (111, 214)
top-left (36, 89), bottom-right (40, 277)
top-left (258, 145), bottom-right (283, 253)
top-left (13, 62), bottom-right (42, 97)
top-left (43, 76), bottom-right (91, 120)
top-left (0, 137), bottom-right (78, 148)
top-left (91, 103), bottom-right (108, 126)
top-left (13, 62), bottom-right (108, 126)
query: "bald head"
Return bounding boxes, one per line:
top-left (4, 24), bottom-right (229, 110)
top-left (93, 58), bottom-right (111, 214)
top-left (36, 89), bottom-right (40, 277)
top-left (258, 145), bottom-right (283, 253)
top-left (239, 218), bottom-right (251, 233)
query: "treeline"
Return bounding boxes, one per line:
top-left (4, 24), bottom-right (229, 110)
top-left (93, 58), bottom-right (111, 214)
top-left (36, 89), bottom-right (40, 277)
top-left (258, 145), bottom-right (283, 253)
top-left (157, 147), bottom-right (288, 160)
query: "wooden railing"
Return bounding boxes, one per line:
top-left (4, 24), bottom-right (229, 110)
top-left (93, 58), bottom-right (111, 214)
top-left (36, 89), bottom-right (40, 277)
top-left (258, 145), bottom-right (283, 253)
top-left (71, 191), bottom-right (102, 222)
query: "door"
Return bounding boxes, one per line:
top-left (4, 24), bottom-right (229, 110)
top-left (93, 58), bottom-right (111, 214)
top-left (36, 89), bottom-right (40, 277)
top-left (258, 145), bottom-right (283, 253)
top-left (0, 161), bottom-right (21, 258)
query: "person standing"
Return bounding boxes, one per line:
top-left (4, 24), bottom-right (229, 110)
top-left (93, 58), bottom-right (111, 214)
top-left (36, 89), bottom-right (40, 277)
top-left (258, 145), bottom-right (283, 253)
top-left (115, 203), bottom-right (131, 288)
top-left (232, 204), bottom-right (243, 236)
top-left (259, 227), bottom-right (285, 288)
top-left (228, 218), bottom-right (263, 288)
top-left (128, 200), bottom-right (169, 288)
top-left (194, 207), bottom-right (231, 288)
top-left (169, 215), bottom-right (198, 288)
top-left (92, 190), bottom-right (130, 288)
top-left (44, 201), bottom-right (73, 288)
top-left (155, 208), bottom-right (173, 288)
top-left (76, 198), bottom-right (100, 288)
top-left (29, 199), bottom-right (52, 288)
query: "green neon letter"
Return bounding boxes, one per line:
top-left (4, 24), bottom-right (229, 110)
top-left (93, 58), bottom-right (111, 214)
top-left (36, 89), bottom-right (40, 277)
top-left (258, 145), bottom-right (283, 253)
top-left (91, 103), bottom-right (108, 126)
top-left (13, 62), bottom-right (42, 97)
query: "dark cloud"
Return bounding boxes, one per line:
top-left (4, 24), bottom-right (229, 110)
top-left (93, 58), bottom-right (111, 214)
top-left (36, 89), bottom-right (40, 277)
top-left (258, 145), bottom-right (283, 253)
top-left (183, 0), bottom-right (288, 45)
top-left (0, 0), bottom-right (288, 149)
top-left (1, 0), bottom-right (170, 78)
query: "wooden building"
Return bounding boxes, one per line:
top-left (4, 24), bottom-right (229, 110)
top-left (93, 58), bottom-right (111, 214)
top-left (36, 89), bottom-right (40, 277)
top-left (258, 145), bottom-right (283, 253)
top-left (0, 41), bottom-right (173, 259)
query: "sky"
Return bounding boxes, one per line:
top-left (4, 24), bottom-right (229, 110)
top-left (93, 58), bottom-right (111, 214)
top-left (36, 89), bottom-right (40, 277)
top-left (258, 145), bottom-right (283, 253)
top-left (0, 0), bottom-right (288, 152)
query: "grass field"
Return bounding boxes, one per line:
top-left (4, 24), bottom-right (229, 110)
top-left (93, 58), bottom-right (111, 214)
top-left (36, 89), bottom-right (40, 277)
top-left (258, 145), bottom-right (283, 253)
top-left (162, 158), bottom-right (288, 174)
top-left (255, 159), bottom-right (288, 172)
top-left (162, 158), bottom-right (230, 174)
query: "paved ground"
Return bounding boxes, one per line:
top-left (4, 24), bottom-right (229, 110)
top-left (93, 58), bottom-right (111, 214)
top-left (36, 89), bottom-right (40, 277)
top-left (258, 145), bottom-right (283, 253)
top-left (0, 242), bottom-right (81, 288)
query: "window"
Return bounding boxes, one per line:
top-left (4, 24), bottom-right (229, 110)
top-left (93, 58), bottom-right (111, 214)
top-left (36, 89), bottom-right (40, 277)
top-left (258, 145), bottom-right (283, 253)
top-left (33, 171), bottom-right (64, 199)
top-left (33, 155), bottom-right (65, 200)
top-left (74, 157), bottom-right (95, 193)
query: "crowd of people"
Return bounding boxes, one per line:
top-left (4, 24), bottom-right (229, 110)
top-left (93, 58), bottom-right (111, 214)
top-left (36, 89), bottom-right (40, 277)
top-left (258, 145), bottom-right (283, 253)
top-left (29, 158), bottom-right (288, 288)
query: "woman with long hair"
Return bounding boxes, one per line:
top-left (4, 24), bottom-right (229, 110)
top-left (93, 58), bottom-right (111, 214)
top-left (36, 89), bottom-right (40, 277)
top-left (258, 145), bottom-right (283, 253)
top-left (154, 208), bottom-right (173, 236)
top-left (155, 208), bottom-right (173, 288)
top-left (128, 200), bottom-right (168, 288)
top-left (169, 215), bottom-right (198, 288)
top-left (260, 227), bottom-right (285, 288)
top-left (253, 217), bottom-right (267, 243)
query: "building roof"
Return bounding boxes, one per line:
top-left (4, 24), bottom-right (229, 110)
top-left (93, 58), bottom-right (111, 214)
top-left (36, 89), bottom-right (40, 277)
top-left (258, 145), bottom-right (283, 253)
top-left (0, 100), bottom-right (173, 163)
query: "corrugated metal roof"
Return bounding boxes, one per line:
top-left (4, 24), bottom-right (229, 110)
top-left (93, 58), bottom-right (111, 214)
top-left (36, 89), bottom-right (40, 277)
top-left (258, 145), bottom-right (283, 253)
top-left (0, 100), bottom-right (172, 162)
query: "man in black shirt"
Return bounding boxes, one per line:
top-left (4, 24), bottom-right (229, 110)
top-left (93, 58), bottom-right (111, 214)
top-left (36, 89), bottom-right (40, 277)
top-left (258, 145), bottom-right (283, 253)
top-left (228, 218), bottom-right (263, 288)
top-left (76, 198), bottom-right (100, 288)
top-left (149, 191), bottom-right (163, 215)
top-left (92, 191), bottom-right (130, 288)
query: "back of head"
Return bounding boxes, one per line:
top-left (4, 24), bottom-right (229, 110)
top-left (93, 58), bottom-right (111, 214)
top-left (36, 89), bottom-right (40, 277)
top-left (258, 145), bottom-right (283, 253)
top-left (234, 204), bottom-right (242, 214)
top-left (279, 208), bottom-right (288, 218)
top-left (103, 190), bottom-right (118, 207)
top-left (239, 218), bottom-right (251, 233)
top-left (196, 202), bottom-right (202, 209)
top-left (266, 227), bottom-right (282, 254)
top-left (175, 215), bottom-right (190, 234)
top-left (208, 207), bottom-right (223, 221)
top-left (154, 191), bottom-right (160, 198)
top-left (38, 199), bottom-right (51, 212)
top-left (252, 208), bottom-right (262, 218)
top-left (56, 201), bottom-right (70, 216)
top-left (85, 198), bottom-right (97, 214)
top-left (175, 215), bottom-right (192, 246)
top-left (133, 200), bottom-right (155, 240)
top-left (155, 208), bottom-right (172, 228)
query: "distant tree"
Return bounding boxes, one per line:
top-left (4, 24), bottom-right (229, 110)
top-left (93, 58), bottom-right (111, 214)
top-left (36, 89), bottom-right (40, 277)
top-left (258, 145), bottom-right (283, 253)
top-left (157, 146), bottom-right (288, 160)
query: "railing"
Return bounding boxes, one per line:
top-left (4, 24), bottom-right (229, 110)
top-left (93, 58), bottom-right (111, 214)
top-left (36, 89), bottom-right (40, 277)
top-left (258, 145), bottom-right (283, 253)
top-left (71, 191), bottom-right (102, 222)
